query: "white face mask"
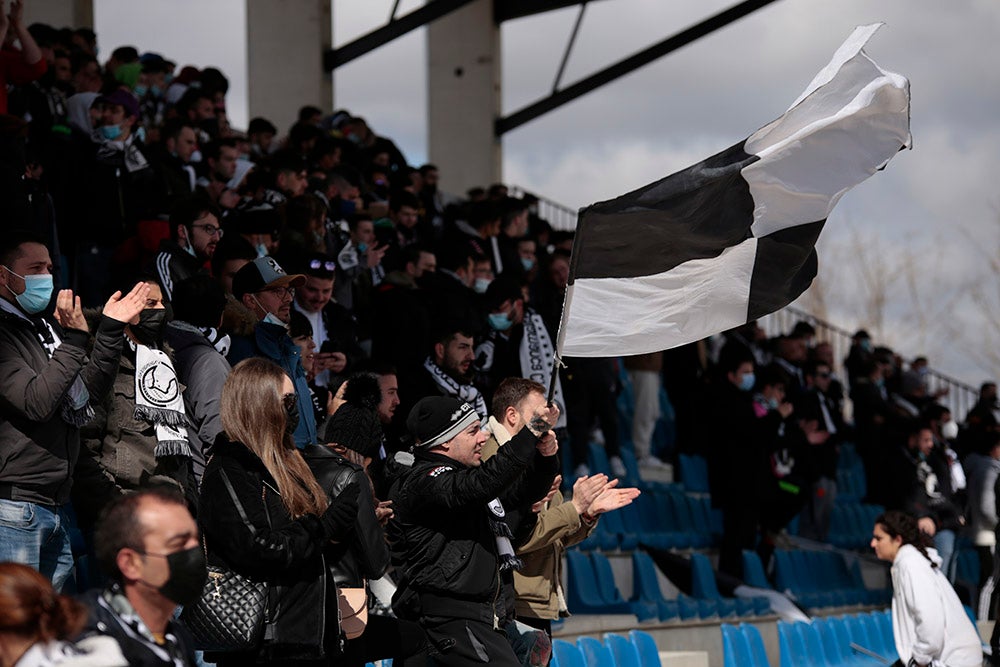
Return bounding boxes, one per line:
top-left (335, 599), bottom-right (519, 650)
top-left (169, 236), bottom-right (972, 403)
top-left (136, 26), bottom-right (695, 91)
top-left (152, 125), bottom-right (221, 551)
top-left (941, 420), bottom-right (959, 440)
top-left (252, 295), bottom-right (287, 330)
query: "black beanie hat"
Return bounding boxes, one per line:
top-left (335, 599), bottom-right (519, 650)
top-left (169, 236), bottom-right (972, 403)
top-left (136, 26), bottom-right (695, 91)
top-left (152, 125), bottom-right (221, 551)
top-left (324, 402), bottom-right (382, 459)
top-left (406, 396), bottom-right (480, 449)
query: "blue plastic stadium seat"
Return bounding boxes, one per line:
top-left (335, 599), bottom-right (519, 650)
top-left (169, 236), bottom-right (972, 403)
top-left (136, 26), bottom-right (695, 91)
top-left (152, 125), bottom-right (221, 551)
top-left (873, 610), bottom-right (899, 662)
top-left (552, 639), bottom-right (587, 667)
top-left (794, 622), bottom-right (827, 667)
top-left (601, 507), bottom-right (639, 551)
top-left (588, 441), bottom-right (613, 477)
top-left (591, 552), bottom-right (658, 620)
top-left (741, 623), bottom-right (772, 667)
top-left (629, 629), bottom-right (662, 667)
top-left (566, 550), bottom-right (630, 615)
top-left (578, 636), bottom-right (616, 667)
top-left (777, 621), bottom-right (811, 667)
top-left (742, 550), bottom-right (772, 589)
top-left (605, 633), bottom-right (643, 667)
top-left (690, 553), bottom-right (743, 618)
top-left (722, 624), bottom-right (753, 667)
top-left (630, 551), bottom-right (680, 622)
top-left (678, 454), bottom-right (710, 493)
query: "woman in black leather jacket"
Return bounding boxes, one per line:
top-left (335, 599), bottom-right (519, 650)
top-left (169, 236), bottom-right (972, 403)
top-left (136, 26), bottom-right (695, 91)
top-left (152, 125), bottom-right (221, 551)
top-left (303, 372), bottom-right (427, 666)
top-left (198, 358), bottom-right (358, 666)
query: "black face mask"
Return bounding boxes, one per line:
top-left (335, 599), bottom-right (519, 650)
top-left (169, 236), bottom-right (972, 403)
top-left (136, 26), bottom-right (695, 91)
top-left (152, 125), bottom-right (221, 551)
top-left (284, 394), bottom-right (300, 439)
top-left (149, 545), bottom-right (207, 606)
top-left (131, 308), bottom-right (167, 346)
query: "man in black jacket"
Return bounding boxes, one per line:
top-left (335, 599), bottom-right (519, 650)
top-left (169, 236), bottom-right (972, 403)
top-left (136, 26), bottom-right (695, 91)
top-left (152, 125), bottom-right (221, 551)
top-left (0, 232), bottom-right (149, 591)
top-left (387, 396), bottom-right (559, 666)
top-left (81, 487), bottom-right (201, 666)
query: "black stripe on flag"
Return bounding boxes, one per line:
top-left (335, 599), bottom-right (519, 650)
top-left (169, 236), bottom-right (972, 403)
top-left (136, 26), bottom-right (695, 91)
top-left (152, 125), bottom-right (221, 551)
top-left (748, 220), bottom-right (825, 321)
top-left (570, 142), bottom-right (760, 281)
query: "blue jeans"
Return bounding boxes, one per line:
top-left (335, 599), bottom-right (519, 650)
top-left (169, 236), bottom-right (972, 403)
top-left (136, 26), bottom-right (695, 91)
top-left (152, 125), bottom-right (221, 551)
top-left (934, 529), bottom-right (957, 582)
top-left (0, 500), bottom-right (75, 592)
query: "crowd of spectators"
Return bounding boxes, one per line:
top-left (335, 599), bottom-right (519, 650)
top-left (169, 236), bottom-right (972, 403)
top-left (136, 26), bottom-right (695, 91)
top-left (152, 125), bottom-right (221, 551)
top-left (2, 9), bottom-right (1000, 667)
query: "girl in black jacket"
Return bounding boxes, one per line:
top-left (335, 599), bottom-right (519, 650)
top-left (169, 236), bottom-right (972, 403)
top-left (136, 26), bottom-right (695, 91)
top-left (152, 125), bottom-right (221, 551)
top-left (198, 357), bottom-right (357, 666)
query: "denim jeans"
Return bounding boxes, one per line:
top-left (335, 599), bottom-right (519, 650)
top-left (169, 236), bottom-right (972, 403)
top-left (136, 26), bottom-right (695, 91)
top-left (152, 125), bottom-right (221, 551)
top-left (934, 529), bottom-right (957, 583)
top-left (0, 500), bottom-right (75, 592)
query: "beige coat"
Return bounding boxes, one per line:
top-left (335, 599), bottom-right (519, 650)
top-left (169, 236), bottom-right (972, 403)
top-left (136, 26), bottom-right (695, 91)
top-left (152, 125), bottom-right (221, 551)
top-left (482, 417), bottom-right (596, 620)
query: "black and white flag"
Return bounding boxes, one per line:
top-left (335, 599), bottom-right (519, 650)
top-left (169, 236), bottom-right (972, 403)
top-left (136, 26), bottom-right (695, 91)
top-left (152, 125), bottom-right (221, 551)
top-left (557, 24), bottom-right (911, 357)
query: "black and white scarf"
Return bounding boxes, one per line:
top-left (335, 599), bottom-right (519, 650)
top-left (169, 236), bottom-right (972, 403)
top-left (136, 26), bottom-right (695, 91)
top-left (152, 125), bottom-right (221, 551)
top-left (487, 497), bottom-right (523, 572)
top-left (423, 356), bottom-right (487, 422)
top-left (519, 309), bottom-right (567, 429)
top-left (94, 133), bottom-right (150, 173)
top-left (130, 341), bottom-right (191, 458)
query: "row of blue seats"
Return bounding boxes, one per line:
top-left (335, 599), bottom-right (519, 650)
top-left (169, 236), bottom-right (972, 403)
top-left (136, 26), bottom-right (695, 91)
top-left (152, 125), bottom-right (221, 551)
top-left (566, 550), bottom-right (770, 622)
top-left (722, 611), bottom-right (899, 667)
top-left (828, 503), bottom-right (885, 551)
top-left (778, 611), bottom-right (898, 667)
top-left (553, 630), bottom-right (662, 667)
top-left (577, 489), bottom-right (721, 551)
top-left (772, 550), bottom-right (891, 608)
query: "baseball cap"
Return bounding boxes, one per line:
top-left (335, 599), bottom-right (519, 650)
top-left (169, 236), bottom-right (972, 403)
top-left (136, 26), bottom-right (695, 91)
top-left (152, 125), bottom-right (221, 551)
top-left (232, 257), bottom-right (305, 300)
top-left (96, 89), bottom-right (140, 119)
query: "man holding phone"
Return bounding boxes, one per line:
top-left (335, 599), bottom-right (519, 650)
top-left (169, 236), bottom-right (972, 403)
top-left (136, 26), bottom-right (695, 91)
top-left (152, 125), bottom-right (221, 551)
top-left (292, 252), bottom-right (366, 387)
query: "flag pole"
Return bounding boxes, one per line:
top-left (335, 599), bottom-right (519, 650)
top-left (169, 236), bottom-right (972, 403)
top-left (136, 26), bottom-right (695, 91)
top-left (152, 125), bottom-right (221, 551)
top-left (547, 210), bottom-right (586, 406)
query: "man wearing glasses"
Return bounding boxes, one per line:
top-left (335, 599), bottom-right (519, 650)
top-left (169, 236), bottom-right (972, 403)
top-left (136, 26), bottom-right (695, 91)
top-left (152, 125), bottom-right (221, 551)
top-left (154, 194), bottom-right (221, 302)
top-left (228, 257), bottom-right (317, 448)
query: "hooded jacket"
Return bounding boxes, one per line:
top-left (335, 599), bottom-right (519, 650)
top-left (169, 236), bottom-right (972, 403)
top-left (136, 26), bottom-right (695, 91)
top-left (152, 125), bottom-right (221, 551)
top-left (890, 544), bottom-right (982, 667)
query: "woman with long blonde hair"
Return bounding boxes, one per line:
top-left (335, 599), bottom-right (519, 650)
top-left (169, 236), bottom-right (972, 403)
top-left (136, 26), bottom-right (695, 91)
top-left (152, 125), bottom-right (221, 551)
top-left (198, 358), bottom-right (358, 666)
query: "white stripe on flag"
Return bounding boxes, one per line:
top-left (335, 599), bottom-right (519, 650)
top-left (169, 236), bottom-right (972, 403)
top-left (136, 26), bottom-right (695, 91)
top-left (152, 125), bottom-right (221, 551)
top-left (746, 23), bottom-right (911, 240)
top-left (560, 239), bottom-right (757, 357)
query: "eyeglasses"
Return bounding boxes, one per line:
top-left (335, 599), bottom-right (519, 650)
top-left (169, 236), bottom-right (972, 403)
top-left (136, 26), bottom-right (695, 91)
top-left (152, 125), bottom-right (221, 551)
top-left (309, 259), bottom-right (336, 271)
top-left (192, 223), bottom-right (224, 238)
top-left (259, 286), bottom-right (295, 298)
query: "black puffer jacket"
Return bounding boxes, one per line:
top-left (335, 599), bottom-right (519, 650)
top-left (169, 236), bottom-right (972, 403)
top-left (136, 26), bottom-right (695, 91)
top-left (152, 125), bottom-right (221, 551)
top-left (198, 436), bottom-right (337, 662)
top-left (302, 445), bottom-right (390, 586)
top-left (385, 426), bottom-right (557, 624)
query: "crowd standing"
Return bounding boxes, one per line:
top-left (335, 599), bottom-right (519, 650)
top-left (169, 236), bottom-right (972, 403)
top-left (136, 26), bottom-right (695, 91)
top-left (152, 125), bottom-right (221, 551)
top-left (1, 6), bottom-right (998, 667)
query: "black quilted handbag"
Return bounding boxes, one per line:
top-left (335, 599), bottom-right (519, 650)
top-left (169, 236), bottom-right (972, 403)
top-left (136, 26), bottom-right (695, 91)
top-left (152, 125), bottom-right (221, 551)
top-left (181, 469), bottom-right (269, 651)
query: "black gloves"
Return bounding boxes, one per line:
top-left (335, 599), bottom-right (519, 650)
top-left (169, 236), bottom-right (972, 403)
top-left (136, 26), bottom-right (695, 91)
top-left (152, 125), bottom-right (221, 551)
top-left (321, 481), bottom-right (359, 541)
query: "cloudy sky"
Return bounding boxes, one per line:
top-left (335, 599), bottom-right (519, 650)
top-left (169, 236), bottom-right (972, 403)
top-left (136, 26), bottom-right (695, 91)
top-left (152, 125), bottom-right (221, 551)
top-left (94, 0), bottom-right (1000, 386)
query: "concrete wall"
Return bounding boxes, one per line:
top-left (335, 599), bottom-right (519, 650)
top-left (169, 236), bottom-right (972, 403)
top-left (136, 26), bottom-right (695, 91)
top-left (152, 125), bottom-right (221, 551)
top-left (246, 0), bottom-right (332, 135)
top-left (427, 0), bottom-right (501, 197)
top-left (23, 0), bottom-right (94, 28)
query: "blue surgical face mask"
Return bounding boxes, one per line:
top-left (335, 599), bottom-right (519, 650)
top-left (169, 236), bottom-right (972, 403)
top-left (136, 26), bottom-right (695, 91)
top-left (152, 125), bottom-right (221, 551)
top-left (473, 278), bottom-right (490, 294)
top-left (3, 268), bottom-right (54, 315)
top-left (738, 372), bottom-right (756, 392)
top-left (256, 243), bottom-right (269, 258)
top-left (767, 397), bottom-right (779, 410)
top-left (520, 257), bottom-right (535, 272)
top-left (488, 312), bottom-right (513, 332)
top-left (99, 124), bottom-right (123, 140)
top-left (252, 295), bottom-right (287, 330)
top-left (133, 84), bottom-right (148, 98)
top-left (357, 242), bottom-right (368, 254)
top-left (149, 84), bottom-right (163, 98)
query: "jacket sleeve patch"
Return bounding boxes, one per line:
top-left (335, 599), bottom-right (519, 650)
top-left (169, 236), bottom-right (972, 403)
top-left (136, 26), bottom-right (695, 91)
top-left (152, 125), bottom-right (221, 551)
top-left (428, 465), bottom-right (453, 477)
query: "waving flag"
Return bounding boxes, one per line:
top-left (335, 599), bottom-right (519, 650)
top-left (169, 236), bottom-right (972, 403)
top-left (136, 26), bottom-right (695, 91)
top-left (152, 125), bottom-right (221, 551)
top-left (557, 24), bottom-right (910, 357)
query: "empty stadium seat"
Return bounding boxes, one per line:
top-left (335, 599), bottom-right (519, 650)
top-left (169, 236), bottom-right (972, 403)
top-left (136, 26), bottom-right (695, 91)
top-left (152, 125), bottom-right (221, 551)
top-left (629, 629), bottom-right (663, 667)
top-left (690, 553), bottom-right (758, 617)
top-left (678, 454), bottom-right (710, 493)
top-left (777, 620), bottom-right (811, 667)
top-left (722, 624), bottom-right (753, 667)
top-left (578, 636), bottom-right (616, 667)
top-left (605, 632), bottom-right (643, 667)
top-left (741, 624), bottom-right (772, 667)
top-left (552, 638), bottom-right (587, 667)
top-left (631, 551), bottom-right (680, 622)
top-left (591, 551), bottom-right (658, 620)
top-left (566, 550), bottom-right (631, 615)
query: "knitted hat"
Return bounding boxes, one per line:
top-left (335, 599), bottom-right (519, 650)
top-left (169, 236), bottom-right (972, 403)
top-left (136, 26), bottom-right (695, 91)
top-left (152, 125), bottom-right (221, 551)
top-left (407, 397), bottom-right (480, 449)
top-left (322, 373), bottom-right (384, 459)
top-left (324, 403), bottom-right (382, 459)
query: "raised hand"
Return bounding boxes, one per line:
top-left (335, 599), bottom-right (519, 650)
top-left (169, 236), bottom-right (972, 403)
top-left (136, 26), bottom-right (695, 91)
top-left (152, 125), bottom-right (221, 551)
top-left (570, 474), bottom-right (608, 516)
top-left (535, 430), bottom-right (558, 456)
top-left (532, 475), bottom-right (562, 513)
top-left (588, 485), bottom-right (641, 517)
top-left (525, 402), bottom-right (560, 437)
top-left (53, 289), bottom-right (88, 332)
top-left (102, 282), bottom-right (151, 323)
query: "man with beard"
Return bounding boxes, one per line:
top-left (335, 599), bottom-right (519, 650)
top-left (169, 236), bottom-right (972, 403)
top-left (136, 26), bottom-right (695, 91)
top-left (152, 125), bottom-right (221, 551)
top-left (227, 257), bottom-right (317, 448)
top-left (153, 194), bottom-right (220, 303)
top-left (398, 324), bottom-right (486, 434)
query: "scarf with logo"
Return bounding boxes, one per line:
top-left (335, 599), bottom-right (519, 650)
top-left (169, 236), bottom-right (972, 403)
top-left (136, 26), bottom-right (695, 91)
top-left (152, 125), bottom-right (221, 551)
top-left (423, 356), bottom-right (487, 422)
top-left (131, 341), bottom-right (191, 458)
